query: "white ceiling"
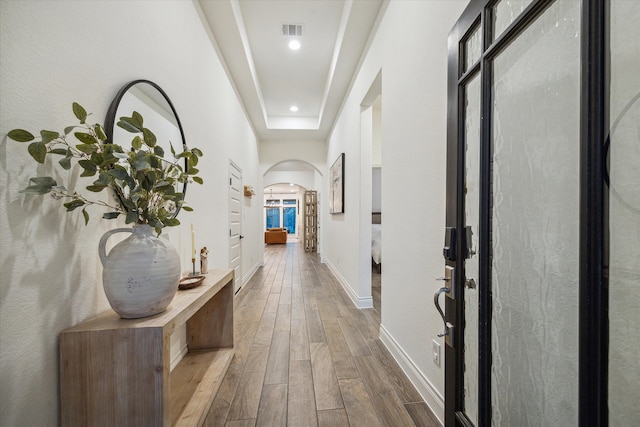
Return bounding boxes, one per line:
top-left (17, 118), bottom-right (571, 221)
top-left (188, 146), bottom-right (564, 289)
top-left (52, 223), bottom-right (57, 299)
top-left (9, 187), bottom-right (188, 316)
top-left (198, 0), bottom-right (384, 142)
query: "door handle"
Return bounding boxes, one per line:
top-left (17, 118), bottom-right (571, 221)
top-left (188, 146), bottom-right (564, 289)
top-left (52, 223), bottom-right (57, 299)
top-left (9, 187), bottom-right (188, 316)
top-left (239, 235), bottom-right (244, 239)
top-left (434, 285), bottom-right (450, 337)
top-left (434, 266), bottom-right (455, 347)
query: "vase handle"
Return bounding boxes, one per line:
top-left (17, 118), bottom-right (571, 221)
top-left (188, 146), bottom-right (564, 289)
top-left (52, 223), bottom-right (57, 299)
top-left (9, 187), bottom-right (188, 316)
top-left (99, 228), bottom-right (133, 268)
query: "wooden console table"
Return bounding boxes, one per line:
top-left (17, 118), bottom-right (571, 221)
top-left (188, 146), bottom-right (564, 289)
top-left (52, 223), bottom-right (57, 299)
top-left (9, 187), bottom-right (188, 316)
top-left (59, 269), bottom-right (234, 427)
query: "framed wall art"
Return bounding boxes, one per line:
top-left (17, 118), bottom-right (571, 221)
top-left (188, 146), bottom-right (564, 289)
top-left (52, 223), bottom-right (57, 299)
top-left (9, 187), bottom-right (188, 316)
top-left (329, 153), bottom-right (344, 214)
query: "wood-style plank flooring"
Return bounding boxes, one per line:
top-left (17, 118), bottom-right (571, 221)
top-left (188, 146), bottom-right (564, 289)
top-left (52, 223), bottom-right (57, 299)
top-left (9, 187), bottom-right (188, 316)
top-left (203, 242), bottom-right (440, 427)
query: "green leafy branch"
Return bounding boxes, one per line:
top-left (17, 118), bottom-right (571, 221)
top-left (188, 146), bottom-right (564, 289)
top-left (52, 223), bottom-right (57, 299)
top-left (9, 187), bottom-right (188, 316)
top-left (8, 102), bottom-right (204, 233)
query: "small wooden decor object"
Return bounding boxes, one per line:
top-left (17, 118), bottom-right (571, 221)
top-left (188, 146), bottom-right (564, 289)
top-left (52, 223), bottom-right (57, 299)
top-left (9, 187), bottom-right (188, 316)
top-left (179, 275), bottom-right (205, 290)
top-left (59, 269), bottom-right (235, 427)
top-left (243, 185), bottom-right (255, 197)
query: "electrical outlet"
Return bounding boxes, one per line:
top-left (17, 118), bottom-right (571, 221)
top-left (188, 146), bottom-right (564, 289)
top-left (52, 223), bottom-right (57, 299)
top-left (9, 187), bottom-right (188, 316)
top-left (432, 340), bottom-right (441, 366)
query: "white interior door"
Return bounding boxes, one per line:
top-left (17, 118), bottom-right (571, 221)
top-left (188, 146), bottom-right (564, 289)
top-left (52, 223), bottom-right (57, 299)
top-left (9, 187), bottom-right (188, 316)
top-left (229, 161), bottom-right (242, 293)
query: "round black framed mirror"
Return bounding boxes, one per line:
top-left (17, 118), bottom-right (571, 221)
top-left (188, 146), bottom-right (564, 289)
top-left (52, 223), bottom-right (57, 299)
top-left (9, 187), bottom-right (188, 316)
top-left (105, 79), bottom-right (188, 217)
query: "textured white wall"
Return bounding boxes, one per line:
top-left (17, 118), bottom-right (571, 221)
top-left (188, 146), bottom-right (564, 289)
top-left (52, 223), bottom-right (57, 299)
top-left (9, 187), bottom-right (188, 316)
top-left (372, 167), bottom-right (382, 212)
top-left (0, 1), bottom-right (260, 425)
top-left (324, 0), bottom-right (468, 420)
top-left (264, 170), bottom-right (317, 191)
top-left (372, 100), bottom-right (382, 166)
top-left (258, 139), bottom-right (327, 175)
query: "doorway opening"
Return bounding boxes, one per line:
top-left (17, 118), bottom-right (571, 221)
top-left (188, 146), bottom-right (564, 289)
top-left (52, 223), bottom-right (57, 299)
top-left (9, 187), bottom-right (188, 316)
top-left (264, 186), bottom-right (302, 241)
top-left (361, 71), bottom-right (382, 315)
top-left (263, 160), bottom-right (323, 249)
top-left (371, 96), bottom-right (382, 314)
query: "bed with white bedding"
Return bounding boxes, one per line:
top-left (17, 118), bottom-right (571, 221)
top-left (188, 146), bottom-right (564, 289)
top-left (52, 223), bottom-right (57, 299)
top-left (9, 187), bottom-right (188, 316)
top-left (372, 212), bottom-right (381, 273)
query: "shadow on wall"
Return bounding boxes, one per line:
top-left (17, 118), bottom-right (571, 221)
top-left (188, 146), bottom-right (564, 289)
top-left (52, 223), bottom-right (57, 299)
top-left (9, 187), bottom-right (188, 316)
top-left (1, 146), bottom-right (109, 422)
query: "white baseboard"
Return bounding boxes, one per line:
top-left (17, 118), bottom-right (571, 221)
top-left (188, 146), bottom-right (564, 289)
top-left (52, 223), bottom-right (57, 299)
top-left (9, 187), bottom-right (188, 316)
top-left (379, 324), bottom-right (445, 426)
top-left (170, 343), bottom-right (189, 372)
top-left (324, 259), bottom-right (373, 309)
top-left (242, 259), bottom-right (262, 287)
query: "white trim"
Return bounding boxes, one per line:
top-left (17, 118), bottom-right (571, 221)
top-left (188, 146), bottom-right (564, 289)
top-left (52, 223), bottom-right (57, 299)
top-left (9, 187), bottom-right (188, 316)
top-left (170, 343), bottom-right (189, 372)
top-left (379, 324), bottom-right (445, 426)
top-left (324, 258), bottom-right (373, 309)
top-left (242, 259), bottom-right (262, 288)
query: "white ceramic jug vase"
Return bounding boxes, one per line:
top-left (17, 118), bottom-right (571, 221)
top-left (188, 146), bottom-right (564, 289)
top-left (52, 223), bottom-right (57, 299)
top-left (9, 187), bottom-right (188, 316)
top-left (99, 224), bottom-right (180, 319)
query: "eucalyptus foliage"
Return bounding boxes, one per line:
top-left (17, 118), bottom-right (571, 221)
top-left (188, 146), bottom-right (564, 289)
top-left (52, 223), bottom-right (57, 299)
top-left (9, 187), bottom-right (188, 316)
top-left (8, 102), bottom-right (203, 233)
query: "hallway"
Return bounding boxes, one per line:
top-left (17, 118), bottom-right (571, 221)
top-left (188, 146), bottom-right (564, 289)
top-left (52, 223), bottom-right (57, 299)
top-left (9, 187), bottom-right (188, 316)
top-left (204, 242), bottom-right (439, 426)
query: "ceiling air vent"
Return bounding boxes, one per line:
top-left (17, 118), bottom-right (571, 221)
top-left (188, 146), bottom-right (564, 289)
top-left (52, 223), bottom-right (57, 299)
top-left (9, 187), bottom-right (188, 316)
top-left (282, 24), bottom-right (303, 37)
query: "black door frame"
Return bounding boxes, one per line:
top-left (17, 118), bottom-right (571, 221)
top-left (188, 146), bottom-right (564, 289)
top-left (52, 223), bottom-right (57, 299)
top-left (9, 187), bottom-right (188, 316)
top-left (444, 0), bottom-right (608, 425)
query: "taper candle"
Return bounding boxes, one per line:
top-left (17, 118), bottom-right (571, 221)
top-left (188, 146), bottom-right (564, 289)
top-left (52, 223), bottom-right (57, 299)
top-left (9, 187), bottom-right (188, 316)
top-left (191, 223), bottom-right (195, 259)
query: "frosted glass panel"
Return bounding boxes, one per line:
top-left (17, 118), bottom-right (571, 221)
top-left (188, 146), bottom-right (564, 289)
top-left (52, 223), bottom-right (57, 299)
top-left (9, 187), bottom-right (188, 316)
top-left (493, 0), bottom-right (534, 40)
top-left (609, 0), bottom-right (640, 424)
top-left (463, 72), bottom-right (481, 425)
top-left (464, 25), bottom-right (482, 73)
top-left (491, 0), bottom-right (580, 425)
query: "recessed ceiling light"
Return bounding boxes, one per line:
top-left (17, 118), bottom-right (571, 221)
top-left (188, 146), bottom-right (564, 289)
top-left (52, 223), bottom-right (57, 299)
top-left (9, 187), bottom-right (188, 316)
top-left (289, 106), bottom-right (298, 112)
top-left (288, 39), bottom-right (301, 50)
